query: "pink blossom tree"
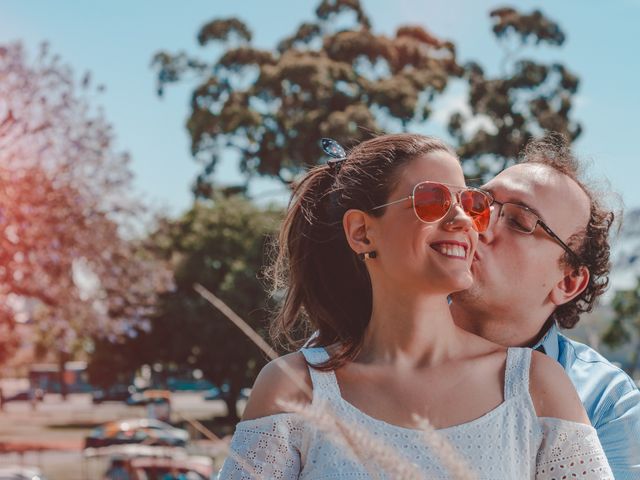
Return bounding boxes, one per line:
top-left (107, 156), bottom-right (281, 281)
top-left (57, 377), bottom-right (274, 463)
top-left (0, 43), bottom-right (171, 392)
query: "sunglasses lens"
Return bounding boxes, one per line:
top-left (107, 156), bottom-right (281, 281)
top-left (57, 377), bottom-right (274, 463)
top-left (413, 183), bottom-right (451, 222)
top-left (461, 190), bottom-right (491, 232)
top-left (411, 183), bottom-right (491, 231)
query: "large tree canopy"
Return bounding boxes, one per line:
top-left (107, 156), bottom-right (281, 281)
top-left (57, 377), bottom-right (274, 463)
top-left (449, 7), bottom-right (580, 179)
top-left (152, 1), bottom-right (581, 193)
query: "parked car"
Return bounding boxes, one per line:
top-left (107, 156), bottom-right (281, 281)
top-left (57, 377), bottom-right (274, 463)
top-left (202, 385), bottom-right (250, 401)
top-left (84, 418), bottom-right (189, 449)
top-left (2, 389), bottom-right (45, 403)
top-left (125, 456), bottom-right (213, 480)
top-left (125, 391), bottom-right (147, 406)
top-left (0, 465), bottom-right (48, 480)
top-left (126, 389), bottom-right (170, 406)
top-left (91, 446), bottom-right (211, 480)
top-left (166, 377), bottom-right (214, 392)
top-left (92, 384), bottom-right (135, 404)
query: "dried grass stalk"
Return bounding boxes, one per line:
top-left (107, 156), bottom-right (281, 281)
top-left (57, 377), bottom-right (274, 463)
top-left (279, 399), bottom-right (425, 480)
top-left (194, 283), bottom-right (313, 400)
top-left (177, 413), bottom-right (259, 479)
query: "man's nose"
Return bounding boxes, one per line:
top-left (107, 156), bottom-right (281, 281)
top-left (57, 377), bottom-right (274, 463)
top-left (479, 205), bottom-right (499, 243)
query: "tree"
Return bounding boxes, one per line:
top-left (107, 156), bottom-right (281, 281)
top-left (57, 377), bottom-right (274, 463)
top-left (88, 195), bottom-right (281, 421)
top-left (602, 278), bottom-right (640, 377)
top-left (151, 1), bottom-right (581, 193)
top-left (0, 43), bottom-right (171, 390)
top-left (448, 7), bottom-right (581, 181)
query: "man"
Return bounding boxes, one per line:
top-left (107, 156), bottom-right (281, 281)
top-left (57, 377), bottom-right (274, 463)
top-left (451, 133), bottom-right (640, 478)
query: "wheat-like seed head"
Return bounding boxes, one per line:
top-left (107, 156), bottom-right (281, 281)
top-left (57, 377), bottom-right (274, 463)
top-left (278, 398), bottom-right (426, 479)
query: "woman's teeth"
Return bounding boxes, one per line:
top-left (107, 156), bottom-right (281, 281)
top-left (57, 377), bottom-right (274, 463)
top-left (432, 244), bottom-right (466, 258)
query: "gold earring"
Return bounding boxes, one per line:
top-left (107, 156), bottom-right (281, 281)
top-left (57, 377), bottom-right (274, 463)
top-left (357, 251), bottom-right (377, 260)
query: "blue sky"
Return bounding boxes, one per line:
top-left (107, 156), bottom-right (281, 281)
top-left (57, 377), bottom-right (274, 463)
top-left (1, 0), bottom-right (638, 215)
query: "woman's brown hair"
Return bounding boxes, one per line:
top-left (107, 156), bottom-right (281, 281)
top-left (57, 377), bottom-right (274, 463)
top-left (268, 133), bottom-right (457, 370)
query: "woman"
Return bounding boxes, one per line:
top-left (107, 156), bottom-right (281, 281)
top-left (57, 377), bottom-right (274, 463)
top-left (218, 134), bottom-right (612, 479)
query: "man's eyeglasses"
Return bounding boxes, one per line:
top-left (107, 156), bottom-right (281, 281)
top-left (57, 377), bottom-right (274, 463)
top-left (489, 198), bottom-right (581, 263)
top-left (371, 181), bottom-right (493, 233)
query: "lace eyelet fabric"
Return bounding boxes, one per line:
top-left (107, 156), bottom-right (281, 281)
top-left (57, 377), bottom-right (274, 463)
top-left (535, 417), bottom-right (613, 479)
top-left (218, 348), bottom-right (614, 479)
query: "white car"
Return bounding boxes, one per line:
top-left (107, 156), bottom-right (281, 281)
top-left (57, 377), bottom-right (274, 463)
top-left (84, 418), bottom-right (189, 448)
top-left (0, 466), bottom-right (48, 480)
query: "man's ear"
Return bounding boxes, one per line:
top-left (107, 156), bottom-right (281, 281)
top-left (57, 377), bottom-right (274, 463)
top-left (549, 265), bottom-right (590, 306)
top-left (343, 209), bottom-right (376, 255)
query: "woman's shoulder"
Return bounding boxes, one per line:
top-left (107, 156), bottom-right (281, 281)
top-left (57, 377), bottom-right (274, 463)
top-left (241, 352), bottom-right (313, 422)
top-left (528, 349), bottom-right (590, 424)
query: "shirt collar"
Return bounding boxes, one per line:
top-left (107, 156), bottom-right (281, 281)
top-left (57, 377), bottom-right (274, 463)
top-left (531, 321), bottom-right (560, 360)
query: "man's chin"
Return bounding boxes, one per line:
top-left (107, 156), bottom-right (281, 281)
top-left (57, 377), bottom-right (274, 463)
top-left (450, 284), bottom-right (483, 305)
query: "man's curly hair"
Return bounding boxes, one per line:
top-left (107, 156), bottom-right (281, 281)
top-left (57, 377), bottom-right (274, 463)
top-left (520, 132), bottom-right (617, 329)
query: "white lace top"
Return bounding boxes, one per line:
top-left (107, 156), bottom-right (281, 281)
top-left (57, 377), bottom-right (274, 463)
top-left (218, 347), bottom-right (613, 479)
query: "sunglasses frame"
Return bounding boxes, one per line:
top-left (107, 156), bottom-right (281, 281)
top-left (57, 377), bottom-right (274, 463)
top-left (370, 181), bottom-right (492, 232)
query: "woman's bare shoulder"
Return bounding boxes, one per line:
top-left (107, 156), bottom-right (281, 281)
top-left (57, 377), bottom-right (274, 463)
top-left (528, 350), bottom-right (589, 424)
top-left (241, 352), bottom-right (313, 421)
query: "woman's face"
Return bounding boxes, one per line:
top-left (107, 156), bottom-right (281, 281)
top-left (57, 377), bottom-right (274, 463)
top-left (367, 150), bottom-right (478, 296)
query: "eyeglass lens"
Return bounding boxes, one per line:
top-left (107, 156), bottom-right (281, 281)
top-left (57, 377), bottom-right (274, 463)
top-left (499, 203), bottom-right (537, 233)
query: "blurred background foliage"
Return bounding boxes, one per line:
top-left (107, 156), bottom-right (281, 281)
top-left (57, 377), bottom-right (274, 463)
top-left (88, 195), bottom-right (281, 421)
top-left (602, 277), bottom-right (640, 378)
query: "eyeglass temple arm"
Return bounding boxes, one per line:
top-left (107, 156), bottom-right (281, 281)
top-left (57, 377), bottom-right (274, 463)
top-left (537, 221), bottom-right (580, 262)
top-left (370, 195), bottom-right (412, 211)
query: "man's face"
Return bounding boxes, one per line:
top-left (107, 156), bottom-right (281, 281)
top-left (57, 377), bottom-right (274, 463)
top-left (452, 163), bottom-right (590, 320)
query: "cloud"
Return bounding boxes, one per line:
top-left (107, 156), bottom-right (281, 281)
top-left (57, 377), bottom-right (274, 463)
top-left (573, 94), bottom-right (590, 111)
top-left (431, 90), bottom-right (497, 137)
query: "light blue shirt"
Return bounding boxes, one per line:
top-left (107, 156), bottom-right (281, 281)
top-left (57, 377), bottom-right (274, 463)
top-left (533, 323), bottom-right (640, 479)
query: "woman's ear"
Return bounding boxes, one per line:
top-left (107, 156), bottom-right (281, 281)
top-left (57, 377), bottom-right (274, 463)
top-left (343, 209), bottom-right (376, 255)
top-left (549, 265), bottom-right (590, 306)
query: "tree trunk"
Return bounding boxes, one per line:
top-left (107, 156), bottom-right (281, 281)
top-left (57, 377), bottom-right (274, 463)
top-left (223, 383), bottom-right (242, 423)
top-left (223, 397), bottom-right (240, 423)
top-left (58, 351), bottom-right (68, 400)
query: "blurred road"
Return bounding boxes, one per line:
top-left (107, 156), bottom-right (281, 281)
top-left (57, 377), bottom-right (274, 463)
top-left (0, 390), bottom-right (232, 479)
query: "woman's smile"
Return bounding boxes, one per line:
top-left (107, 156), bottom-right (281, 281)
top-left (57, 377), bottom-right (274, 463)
top-left (429, 240), bottom-right (469, 260)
